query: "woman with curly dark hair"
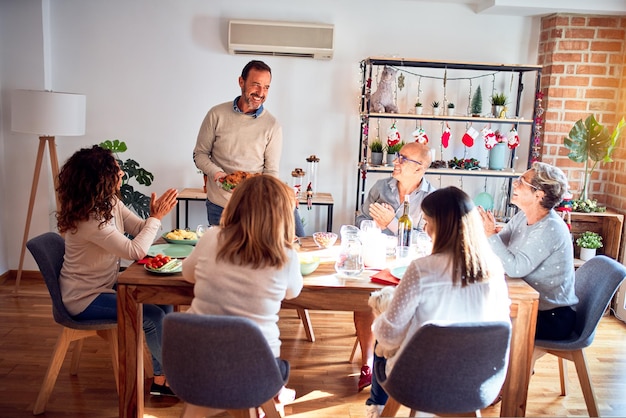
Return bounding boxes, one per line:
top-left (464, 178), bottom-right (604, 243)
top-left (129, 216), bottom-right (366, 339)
top-left (56, 145), bottom-right (178, 396)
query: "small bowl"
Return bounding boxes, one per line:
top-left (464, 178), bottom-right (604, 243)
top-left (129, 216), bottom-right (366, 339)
top-left (299, 255), bottom-right (320, 276)
top-left (312, 232), bottom-right (338, 249)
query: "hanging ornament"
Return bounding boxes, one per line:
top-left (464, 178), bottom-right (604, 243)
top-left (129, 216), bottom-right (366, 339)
top-left (387, 122), bottom-right (401, 147)
top-left (482, 127), bottom-right (498, 149)
top-left (507, 127), bottom-right (520, 149)
top-left (531, 91), bottom-right (545, 163)
top-left (441, 125), bottom-right (451, 148)
top-left (462, 126), bottom-right (479, 147)
top-left (397, 72), bottom-right (405, 90)
top-left (411, 127), bottom-right (429, 144)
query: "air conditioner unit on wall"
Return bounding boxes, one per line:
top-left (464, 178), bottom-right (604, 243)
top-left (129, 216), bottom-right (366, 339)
top-left (228, 20), bottom-right (334, 60)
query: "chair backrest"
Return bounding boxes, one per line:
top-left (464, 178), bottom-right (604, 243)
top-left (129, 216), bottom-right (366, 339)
top-left (376, 321), bottom-right (512, 415)
top-left (569, 255), bottom-right (626, 348)
top-left (162, 313), bottom-right (288, 409)
top-left (26, 232), bottom-right (116, 330)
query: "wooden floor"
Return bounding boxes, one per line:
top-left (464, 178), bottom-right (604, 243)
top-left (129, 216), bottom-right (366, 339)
top-left (1, 275), bottom-right (626, 417)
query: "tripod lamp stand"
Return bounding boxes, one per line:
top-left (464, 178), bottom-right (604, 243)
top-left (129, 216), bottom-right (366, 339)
top-left (11, 89), bottom-right (86, 293)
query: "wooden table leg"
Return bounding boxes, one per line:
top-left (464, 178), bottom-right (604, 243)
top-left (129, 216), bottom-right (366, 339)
top-left (118, 284), bottom-right (144, 418)
top-left (500, 299), bottom-right (538, 417)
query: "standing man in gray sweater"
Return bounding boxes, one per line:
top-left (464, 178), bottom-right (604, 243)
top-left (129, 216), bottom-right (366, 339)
top-left (193, 60), bottom-right (304, 235)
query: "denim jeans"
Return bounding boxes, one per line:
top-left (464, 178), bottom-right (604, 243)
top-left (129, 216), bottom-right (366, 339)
top-left (206, 199), bottom-right (306, 237)
top-left (73, 292), bottom-right (172, 376)
top-left (365, 344), bottom-right (389, 406)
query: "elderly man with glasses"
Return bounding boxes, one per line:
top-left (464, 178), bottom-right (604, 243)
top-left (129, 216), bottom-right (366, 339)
top-left (353, 141), bottom-right (435, 393)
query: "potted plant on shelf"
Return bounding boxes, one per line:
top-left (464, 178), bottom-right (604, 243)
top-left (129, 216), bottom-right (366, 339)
top-left (99, 139), bottom-right (154, 219)
top-left (386, 141), bottom-right (404, 165)
top-left (564, 114), bottom-right (625, 202)
top-left (431, 101), bottom-right (441, 116)
top-left (369, 140), bottom-right (384, 166)
top-left (491, 92), bottom-right (507, 118)
top-left (576, 231), bottom-right (603, 261)
top-left (415, 101), bottom-right (423, 115)
top-left (446, 102), bottom-right (455, 116)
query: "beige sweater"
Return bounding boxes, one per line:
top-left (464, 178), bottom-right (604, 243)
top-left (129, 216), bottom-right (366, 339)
top-left (59, 199), bottom-right (161, 316)
top-left (193, 101), bottom-right (283, 207)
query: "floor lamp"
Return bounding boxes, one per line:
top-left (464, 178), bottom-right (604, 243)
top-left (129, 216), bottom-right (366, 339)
top-left (11, 90), bottom-right (86, 293)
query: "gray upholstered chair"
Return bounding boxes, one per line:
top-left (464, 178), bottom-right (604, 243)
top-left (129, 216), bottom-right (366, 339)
top-left (534, 255), bottom-right (626, 417)
top-left (376, 321), bottom-right (512, 417)
top-left (27, 232), bottom-right (119, 415)
top-left (162, 313), bottom-right (288, 418)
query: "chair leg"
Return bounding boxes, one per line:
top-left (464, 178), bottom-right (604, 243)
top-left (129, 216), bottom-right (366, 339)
top-left (380, 397), bottom-right (402, 416)
top-left (571, 349), bottom-right (599, 417)
top-left (181, 403), bottom-right (224, 417)
top-left (33, 328), bottom-right (94, 415)
top-left (260, 398), bottom-right (283, 418)
top-left (297, 308), bottom-right (315, 342)
top-left (69, 338), bottom-right (85, 375)
top-left (558, 356), bottom-right (568, 396)
top-left (349, 337), bottom-right (360, 363)
top-left (98, 328), bottom-right (120, 394)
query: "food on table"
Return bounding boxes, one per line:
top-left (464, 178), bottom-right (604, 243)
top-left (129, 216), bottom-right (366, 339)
top-left (146, 254), bottom-right (172, 270)
top-left (219, 171), bottom-right (260, 191)
top-left (165, 229), bottom-right (198, 241)
top-left (312, 232), bottom-right (338, 248)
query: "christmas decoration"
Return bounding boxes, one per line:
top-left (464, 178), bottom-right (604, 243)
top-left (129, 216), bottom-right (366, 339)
top-left (387, 122), bottom-right (401, 147)
top-left (441, 126), bottom-right (451, 148)
top-left (370, 66), bottom-right (398, 113)
top-left (411, 127), bottom-right (429, 144)
top-left (506, 127), bottom-right (520, 149)
top-left (462, 126), bottom-right (479, 147)
top-left (482, 127), bottom-right (498, 149)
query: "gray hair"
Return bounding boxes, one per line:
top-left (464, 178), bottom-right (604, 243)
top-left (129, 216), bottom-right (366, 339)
top-left (530, 162), bottom-right (569, 209)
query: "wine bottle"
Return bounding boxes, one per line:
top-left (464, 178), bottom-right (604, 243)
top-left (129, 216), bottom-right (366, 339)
top-left (397, 195), bottom-right (413, 259)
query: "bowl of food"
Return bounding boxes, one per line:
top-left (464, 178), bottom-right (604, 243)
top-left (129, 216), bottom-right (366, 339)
top-left (162, 229), bottom-right (198, 245)
top-left (313, 232), bottom-right (338, 249)
top-left (299, 255), bottom-right (320, 276)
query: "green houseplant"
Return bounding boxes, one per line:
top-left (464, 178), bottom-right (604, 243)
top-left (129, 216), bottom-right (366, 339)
top-left (99, 139), bottom-right (154, 219)
top-left (490, 92), bottom-right (507, 106)
top-left (386, 140), bottom-right (404, 155)
top-left (576, 231), bottom-right (603, 249)
top-left (564, 114), bottom-right (625, 201)
top-left (576, 230), bottom-right (603, 261)
top-left (369, 140), bottom-right (384, 165)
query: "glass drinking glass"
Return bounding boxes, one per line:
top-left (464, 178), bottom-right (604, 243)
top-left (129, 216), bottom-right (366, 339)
top-left (196, 224), bottom-right (211, 238)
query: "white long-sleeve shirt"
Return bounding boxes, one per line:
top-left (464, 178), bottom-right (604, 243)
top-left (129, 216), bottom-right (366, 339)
top-left (373, 252), bottom-right (511, 373)
top-left (182, 227), bottom-right (303, 357)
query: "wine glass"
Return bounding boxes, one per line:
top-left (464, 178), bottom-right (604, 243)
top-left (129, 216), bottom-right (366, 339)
top-left (196, 224), bottom-right (211, 238)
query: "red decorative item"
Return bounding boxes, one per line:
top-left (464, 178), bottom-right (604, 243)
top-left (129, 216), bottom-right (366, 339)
top-left (507, 127), bottom-right (520, 149)
top-left (387, 122), bottom-right (401, 147)
top-left (411, 127), bottom-right (429, 144)
top-left (441, 126), bottom-right (451, 148)
top-left (462, 126), bottom-right (479, 147)
top-left (482, 127), bottom-right (498, 149)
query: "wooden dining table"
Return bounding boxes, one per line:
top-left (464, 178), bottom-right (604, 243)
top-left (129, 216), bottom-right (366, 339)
top-left (117, 238), bottom-right (538, 418)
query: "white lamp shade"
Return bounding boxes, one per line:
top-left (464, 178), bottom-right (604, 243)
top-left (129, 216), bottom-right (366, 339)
top-left (11, 89), bottom-right (86, 136)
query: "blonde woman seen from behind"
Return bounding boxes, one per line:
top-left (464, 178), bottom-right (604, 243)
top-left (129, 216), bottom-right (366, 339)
top-left (182, 175), bottom-right (303, 413)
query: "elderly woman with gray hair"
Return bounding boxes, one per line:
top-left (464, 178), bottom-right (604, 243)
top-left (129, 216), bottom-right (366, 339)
top-left (478, 161), bottom-right (578, 340)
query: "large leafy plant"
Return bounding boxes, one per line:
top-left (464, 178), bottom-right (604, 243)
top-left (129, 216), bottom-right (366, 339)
top-left (564, 114), bottom-right (625, 201)
top-left (99, 140), bottom-right (154, 219)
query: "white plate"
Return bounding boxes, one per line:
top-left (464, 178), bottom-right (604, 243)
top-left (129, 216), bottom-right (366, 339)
top-left (144, 262), bottom-right (182, 275)
top-left (148, 244), bottom-right (194, 258)
top-left (390, 265), bottom-right (407, 279)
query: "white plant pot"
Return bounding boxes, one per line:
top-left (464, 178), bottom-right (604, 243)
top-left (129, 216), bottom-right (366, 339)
top-left (579, 247), bottom-right (596, 261)
top-left (415, 106), bottom-right (423, 115)
top-left (432, 108), bottom-right (442, 116)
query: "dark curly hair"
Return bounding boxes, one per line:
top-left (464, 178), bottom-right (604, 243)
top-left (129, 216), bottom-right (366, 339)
top-left (56, 145), bottom-right (121, 233)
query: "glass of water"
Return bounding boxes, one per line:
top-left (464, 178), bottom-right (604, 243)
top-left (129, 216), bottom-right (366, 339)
top-left (196, 224), bottom-right (211, 238)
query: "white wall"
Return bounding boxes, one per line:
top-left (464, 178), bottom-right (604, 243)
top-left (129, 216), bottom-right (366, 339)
top-left (0, 0), bottom-right (540, 273)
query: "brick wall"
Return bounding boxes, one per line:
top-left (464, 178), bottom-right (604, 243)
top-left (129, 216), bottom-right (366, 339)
top-left (538, 14), bottom-right (626, 213)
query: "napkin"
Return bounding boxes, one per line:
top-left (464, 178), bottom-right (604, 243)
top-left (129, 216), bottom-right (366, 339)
top-left (370, 269), bottom-right (400, 286)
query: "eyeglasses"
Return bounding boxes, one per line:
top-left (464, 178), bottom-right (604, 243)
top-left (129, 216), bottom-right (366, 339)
top-left (394, 152), bottom-right (423, 166)
top-left (513, 175), bottom-right (539, 191)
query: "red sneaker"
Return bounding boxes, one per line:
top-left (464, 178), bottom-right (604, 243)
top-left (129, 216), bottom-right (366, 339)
top-left (358, 365), bottom-right (372, 392)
